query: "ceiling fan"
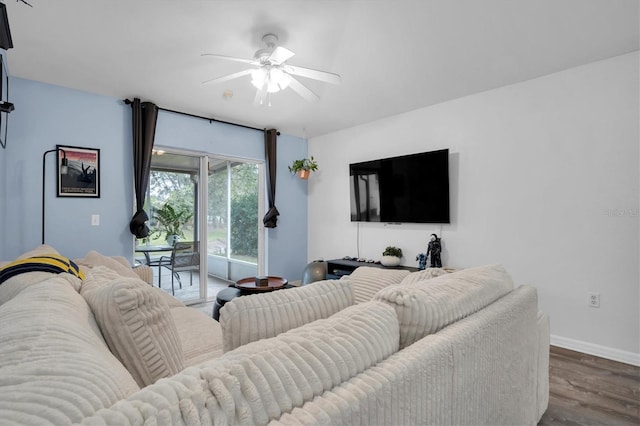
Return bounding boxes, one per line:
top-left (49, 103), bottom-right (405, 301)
top-left (201, 33), bottom-right (341, 105)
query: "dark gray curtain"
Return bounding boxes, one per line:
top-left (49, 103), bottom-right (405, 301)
top-left (263, 128), bottom-right (279, 228)
top-left (128, 98), bottom-right (158, 238)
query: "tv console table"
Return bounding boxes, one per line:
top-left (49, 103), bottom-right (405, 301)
top-left (326, 259), bottom-right (418, 280)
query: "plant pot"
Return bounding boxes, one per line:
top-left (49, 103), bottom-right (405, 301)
top-left (380, 256), bottom-right (401, 267)
top-left (166, 235), bottom-right (180, 246)
top-left (297, 170), bottom-right (310, 180)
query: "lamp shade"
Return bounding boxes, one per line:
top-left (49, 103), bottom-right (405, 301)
top-left (60, 157), bottom-right (68, 175)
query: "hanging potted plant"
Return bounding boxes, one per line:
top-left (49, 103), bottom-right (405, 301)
top-left (381, 246), bottom-right (403, 267)
top-left (288, 156), bottom-right (318, 180)
top-left (152, 203), bottom-right (193, 246)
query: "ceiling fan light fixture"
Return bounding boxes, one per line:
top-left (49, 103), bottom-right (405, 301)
top-left (251, 68), bottom-right (267, 89)
top-left (270, 68), bottom-right (291, 91)
top-left (251, 67), bottom-right (291, 93)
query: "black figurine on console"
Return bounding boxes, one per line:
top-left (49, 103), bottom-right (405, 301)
top-left (426, 233), bottom-right (442, 268)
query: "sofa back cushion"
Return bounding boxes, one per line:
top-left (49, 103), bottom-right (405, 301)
top-left (81, 266), bottom-right (184, 387)
top-left (220, 279), bottom-right (353, 352)
top-left (343, 266), bottom-right (410, 304)
top-left (0, 277), bottom-right (140, 424)
top-left (82, 300), bottom-right (399, 425)
top-left (374, 264), bottom-right (514, 348)
top-left (400, 267), bottom-right (449, 285)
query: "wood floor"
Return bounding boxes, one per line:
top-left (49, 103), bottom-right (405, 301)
top-left (538, 346), bottom-right (640, 426)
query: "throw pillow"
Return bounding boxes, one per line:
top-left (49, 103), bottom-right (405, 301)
top-left (375, 264), bottom-right (514, 349)
top-left (81, 266), bottom-right (184, 387)
top-left (75, 250), bottom-right (140, 280)
top-left (16, 244), bottom-right (60, 260)
top-left (0, 245), bottom-right (82, 304)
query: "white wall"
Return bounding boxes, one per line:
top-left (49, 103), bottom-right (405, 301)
top-left (308, 52), bottom-right (639, 364)
top-left (0, 51), bottom-right (5, 261)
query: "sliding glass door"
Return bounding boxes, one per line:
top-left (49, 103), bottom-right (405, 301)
top-left (135, 149), bottom-right (263, 305)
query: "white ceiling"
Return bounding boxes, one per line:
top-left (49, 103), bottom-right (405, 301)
top-left (4, 0), bottom-right (638, 138)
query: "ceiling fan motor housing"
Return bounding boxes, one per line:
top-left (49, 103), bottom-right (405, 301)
top-left (254, 33), bottom-right (279, 63)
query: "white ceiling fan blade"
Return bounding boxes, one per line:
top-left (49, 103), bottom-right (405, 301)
top-left (286, 65), bottom-right (341, 85)
top-left (268, 46), bottom-right (295, 65)
top-left (201, 53), bottom-right (256, 65)
top-left (288, 77), bottom-right (320, 102)
top-left (202, 69), bottom-right (253, 85)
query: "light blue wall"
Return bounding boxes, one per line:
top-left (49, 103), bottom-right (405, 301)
top-left (263, 132), bottom-right (309, 278)
top-left (2, 78), bottom-right (132, 259)
top-left (1, 77), bottom-right (309, 281)
top-left (154, 110), bottom-right (309, 279)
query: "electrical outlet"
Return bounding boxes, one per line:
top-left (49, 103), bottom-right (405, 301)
top-left (588, 292), bottom-right (600, 308)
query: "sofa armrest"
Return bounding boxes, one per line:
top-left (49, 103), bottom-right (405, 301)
top-left (132, 264), bottom-right (153, 285)
top-left (220, 279), bottom-right (353, 352)
top-left (536, 311), bottom-right (550, 422)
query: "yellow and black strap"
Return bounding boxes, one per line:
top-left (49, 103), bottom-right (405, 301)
top-left (0, 254), bottom-right (85, 285)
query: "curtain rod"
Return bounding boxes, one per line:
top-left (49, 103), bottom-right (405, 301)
top-left (122, 99), bottom-right (279, 135)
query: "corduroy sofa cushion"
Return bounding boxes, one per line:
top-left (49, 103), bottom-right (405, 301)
top-left (374, 264), bottom-right (514, 348)
top-left (220, 279), bottom-right (354, 352)
top-left (172, 306), bottom-right (224, 366)
top-left (75, 250), bottom-right (141, 280)
top-left (81, 300), bottom-right (399, 425)
top-left (341, 266), bottom-right (410, 304)
top-left (400, 267), bottom-right (449, 285)
top-left (0, 276), bottom-right (140, 424)
top-left (81, 266), bottom-right (185, 387)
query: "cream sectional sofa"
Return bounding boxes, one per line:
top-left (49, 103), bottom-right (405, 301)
top-left (0, 245), bottom-right (549, 425)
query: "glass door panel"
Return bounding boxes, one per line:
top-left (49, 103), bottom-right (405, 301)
top-left (230, 162), bottom-right (259, 264)
top-left (207, 158), bottom-right (261, 283)
top-left (138, 151), bottom-right (205, 304)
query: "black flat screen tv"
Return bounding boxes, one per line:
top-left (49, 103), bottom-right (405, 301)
top-left (349, 149), bottom-right (450, 223)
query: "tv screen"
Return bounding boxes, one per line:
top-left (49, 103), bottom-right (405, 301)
top-left (349, 149), bottom-right (449, 223)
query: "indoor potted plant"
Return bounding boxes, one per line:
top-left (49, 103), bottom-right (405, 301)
top-left (381, 246), bottom-right (403, 267)
top-left (152, 203), bottom-right (193, 246)
top-left (288, 156), bottom-right (318, 180)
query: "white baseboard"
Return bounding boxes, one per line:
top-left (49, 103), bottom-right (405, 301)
top-left (551, 335), bottom-right (640, 367)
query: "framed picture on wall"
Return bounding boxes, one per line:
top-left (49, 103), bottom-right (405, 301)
top-left (57, 145), bottom-right (100, 198)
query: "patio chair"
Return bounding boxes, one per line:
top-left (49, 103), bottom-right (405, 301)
top-left (155, 241), bottom-right (200, 295)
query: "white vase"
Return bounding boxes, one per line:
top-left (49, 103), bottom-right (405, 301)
top-left (380, 256), bottom-right (401, 267)
top-left (166, 235), bottom-right (180, 246)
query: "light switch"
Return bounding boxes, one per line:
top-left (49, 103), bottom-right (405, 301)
top-left (91, 214), bottom-right (100, 226)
